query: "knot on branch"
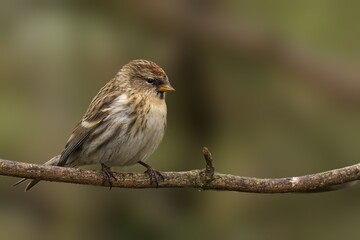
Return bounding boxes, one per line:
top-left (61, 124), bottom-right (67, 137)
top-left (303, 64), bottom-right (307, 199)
top-left (201, 147), bottom-right (215, 189)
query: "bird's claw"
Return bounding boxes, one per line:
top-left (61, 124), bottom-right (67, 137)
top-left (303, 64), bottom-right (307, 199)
top-left (101, 163), bottom-right (117, 189)
top-left (144, 167), bottom-right (164, 188)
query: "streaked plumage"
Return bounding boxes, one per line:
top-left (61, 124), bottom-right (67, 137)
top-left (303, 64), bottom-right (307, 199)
top-left (14, 59), bottom-right (174, 191)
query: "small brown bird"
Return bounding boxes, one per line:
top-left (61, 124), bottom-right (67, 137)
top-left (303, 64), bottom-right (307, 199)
top-left (14, 59), bottom-right (175, 191)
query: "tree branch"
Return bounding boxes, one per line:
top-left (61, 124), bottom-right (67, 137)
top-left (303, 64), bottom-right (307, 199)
top-left (2, 147), bottom-right (359, 193)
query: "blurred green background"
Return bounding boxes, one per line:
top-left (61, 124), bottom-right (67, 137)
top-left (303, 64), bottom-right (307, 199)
top-left (1, 1), bottom-right (360, 239)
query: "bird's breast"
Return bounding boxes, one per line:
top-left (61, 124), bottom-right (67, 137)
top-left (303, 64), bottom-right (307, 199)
top-left (86, 96), bottom-right (167, 166)
top-left (146, 97), bottom-right (167, 130)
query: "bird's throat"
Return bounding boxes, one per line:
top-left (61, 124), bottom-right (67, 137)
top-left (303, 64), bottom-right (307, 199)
top-left (157, 92), bottom-right (164, 99)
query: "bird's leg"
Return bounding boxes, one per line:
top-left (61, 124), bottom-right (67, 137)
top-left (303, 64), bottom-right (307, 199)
top-left (101, 163), bottom-right (117, 189)
top-left (138, 161), bottom-right (164, 188)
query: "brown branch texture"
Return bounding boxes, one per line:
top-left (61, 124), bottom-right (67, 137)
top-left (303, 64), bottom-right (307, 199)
top-left (2, 147), bottom-right (359, 193)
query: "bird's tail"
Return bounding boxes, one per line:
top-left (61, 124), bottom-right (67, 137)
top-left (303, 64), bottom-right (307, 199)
top-left (13, 155), bottom-right (61, 191)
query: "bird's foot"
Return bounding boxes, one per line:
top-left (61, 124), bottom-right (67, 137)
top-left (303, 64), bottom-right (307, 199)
top-left (139, 161), bottom-right (164, 188)
top-left (101, 163), bottom-right (117, 189)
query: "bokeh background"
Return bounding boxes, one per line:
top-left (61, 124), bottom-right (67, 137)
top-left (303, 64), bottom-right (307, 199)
top-left (1, 1), bottom-right (360, 239)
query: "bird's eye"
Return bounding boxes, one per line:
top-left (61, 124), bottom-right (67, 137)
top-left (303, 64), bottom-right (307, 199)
top-left (145, 78), bottom-right (155, 84)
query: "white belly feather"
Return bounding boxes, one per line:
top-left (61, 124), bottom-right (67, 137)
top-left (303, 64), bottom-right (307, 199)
top-left (79, 93), bottom-right (167, 167)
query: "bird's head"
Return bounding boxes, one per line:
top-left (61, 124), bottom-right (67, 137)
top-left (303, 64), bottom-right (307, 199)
top-left (120, 59), bottom-right (175, 99)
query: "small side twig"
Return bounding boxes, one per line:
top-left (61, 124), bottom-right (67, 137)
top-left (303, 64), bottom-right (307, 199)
top-left (202, 147), bottom-right (215, 188)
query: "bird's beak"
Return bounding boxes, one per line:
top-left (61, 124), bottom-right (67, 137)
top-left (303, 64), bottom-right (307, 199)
top-left (158, 84), bottom-right (175, 92)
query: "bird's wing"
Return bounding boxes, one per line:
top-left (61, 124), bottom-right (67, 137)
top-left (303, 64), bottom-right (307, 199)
top-left (57, 80), bottom-right (122, 166)
top-left (57, 122), bottom-right (95, 166)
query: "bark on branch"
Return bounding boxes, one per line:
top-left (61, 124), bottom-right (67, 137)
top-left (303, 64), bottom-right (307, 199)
top-left (2, 147), bottom-right (359, 193)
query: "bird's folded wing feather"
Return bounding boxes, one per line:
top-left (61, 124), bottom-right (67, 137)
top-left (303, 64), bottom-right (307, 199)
top-left (57, 85), bottom-right (122, 167)
top-left (57, 123), bottom-right (94, 166)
